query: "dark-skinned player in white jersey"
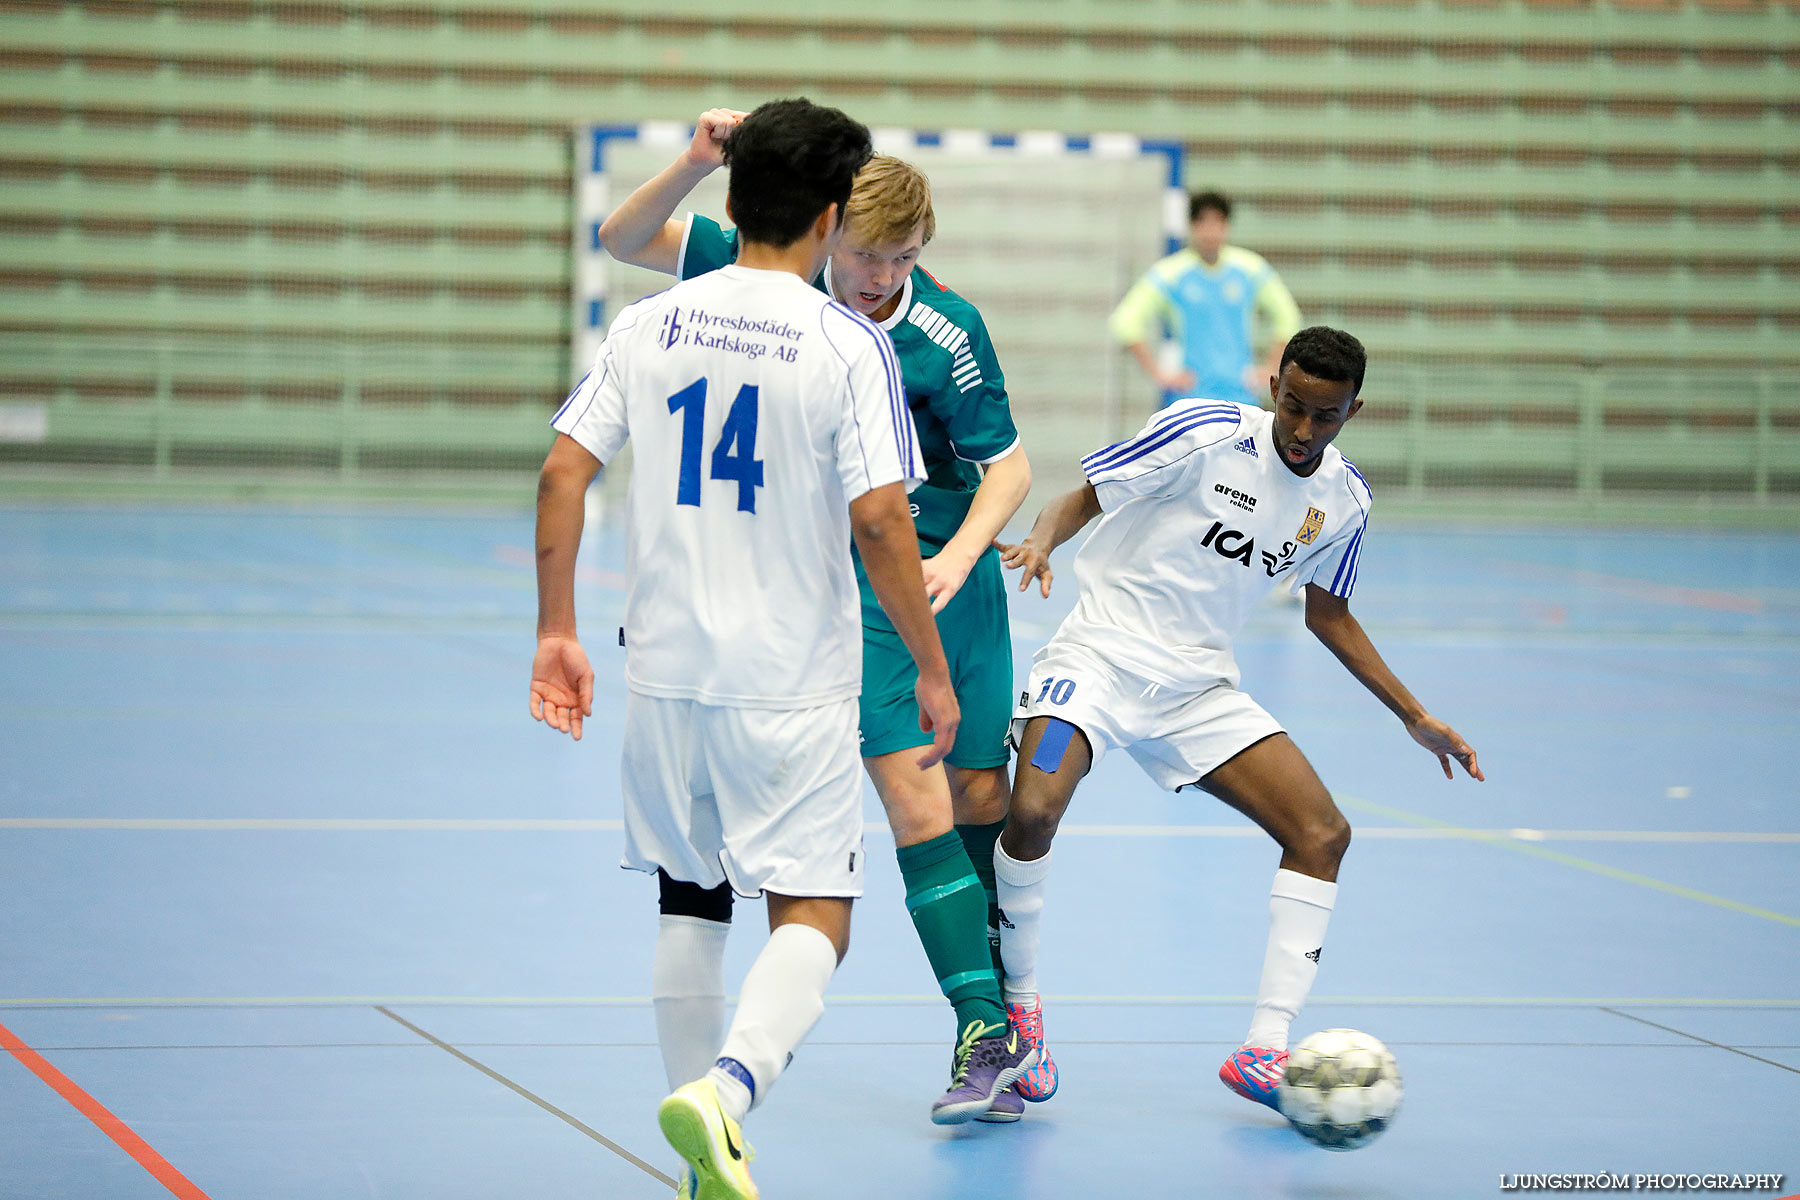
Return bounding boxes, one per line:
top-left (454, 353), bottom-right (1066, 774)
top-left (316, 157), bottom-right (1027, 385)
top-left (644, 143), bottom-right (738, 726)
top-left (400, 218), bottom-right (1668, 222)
top-left (991, 325), bottom-right (1483, 1114)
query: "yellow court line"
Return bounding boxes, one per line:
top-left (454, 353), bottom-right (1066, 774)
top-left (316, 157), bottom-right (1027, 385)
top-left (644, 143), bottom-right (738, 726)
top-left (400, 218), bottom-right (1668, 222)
top-left (2, 993), bottom-right (1797, 1009)
top-left (1337, 796), bottom-right (1800, 929)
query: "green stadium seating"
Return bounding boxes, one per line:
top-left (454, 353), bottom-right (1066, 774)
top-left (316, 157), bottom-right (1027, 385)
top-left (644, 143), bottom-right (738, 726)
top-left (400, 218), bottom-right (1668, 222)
top-left (1, 0), bottom-right (1795, 508)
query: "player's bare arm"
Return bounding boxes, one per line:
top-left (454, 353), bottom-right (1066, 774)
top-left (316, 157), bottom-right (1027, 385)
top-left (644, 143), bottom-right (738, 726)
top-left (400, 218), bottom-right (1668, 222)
top-left (995, 480), bottom-right (1102, 598)
top-left (530, 433), bottom-right (600, 740)
top-left (850, 482), bottom-right (961, 767)
top-left (595, 107), bottom-right (748, 274)
top-left (1303, 584), bottom-right (1484, 782)
top-left (921, 445), bottom-right (1032, 614)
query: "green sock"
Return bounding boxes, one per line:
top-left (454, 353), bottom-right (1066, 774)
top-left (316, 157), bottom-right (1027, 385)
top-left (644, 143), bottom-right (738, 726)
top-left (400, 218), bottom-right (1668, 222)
top-left (956, 820), bottom-right (1006, 977)
top-left (896, 830), bottom-right (1007, 1034)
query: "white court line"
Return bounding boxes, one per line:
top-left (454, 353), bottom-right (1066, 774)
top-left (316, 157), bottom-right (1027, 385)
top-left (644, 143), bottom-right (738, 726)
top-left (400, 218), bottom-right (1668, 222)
top-left (2, 818), bottom-right (1796, 843)
top-left (2, 993), bottom-right (1797, 1009)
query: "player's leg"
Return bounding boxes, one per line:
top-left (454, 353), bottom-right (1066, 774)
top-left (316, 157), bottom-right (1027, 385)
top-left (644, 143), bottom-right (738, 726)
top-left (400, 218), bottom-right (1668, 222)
top-left (861, 612), bottom-right (1032, 1123)
top-left (658, 699), bottom-right (863, 1198)
top-left (619, 693), bottom-right (741, 1111)
top-left (948, 763), bottom-right (1007, 970)
top-left (1197, 731), bottom-right (1351, 1109)
top-left (992, 714), bottom-right (1093, 1103)
top-left (939, 549), bottom-right (1017, 973)
top-left (863, 750), bottom-right (1035, 1124)
top-left (864, 750), bottom-right (1006, 1038)
top-left (653, 870), bottom-right (733, 1092)
top-left (663, 894), bottom-right (849, 1200)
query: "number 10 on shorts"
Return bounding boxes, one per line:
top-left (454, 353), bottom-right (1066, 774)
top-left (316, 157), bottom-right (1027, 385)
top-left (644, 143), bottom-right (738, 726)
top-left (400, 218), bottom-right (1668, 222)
top-left (1036, 677), bottom-right (1076, 705)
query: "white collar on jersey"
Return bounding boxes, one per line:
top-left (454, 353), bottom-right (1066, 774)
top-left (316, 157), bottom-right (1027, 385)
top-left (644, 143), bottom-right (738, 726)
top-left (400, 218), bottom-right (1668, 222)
top-left (824, 258), bottom-right (913, 331)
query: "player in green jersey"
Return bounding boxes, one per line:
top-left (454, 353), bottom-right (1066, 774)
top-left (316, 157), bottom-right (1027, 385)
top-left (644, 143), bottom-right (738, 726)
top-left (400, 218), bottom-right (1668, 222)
top-left (599, 108), bottom-right (1044, 1123)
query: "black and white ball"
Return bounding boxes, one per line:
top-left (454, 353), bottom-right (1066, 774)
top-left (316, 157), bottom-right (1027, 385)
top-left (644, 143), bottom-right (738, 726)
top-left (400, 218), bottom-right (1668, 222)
top-left (1277, 1028), bottom-right (1403, 1151)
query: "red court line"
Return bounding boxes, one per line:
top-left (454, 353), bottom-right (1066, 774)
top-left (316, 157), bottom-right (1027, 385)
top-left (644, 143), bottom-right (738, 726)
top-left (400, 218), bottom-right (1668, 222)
top-left (0, 1017), bottom-right (213, 1200)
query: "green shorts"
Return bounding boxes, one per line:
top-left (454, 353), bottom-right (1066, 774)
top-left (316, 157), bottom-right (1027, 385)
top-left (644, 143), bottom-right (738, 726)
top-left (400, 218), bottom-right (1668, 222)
top-left (857, 546), bottom-right (1014, 770)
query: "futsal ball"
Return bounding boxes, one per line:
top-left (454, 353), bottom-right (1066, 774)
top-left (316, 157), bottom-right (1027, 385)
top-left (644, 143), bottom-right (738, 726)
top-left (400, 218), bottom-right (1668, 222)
top-left (1276, 1028), bottom-right (1402, 1151)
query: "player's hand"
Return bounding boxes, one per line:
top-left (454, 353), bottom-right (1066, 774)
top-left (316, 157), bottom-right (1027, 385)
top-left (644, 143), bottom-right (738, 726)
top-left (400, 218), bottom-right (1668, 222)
top-left (530, 634), bottom-right (594, 741)
top-left (920, 549), bottom-right (975, 615)
top-left (913, 670), bottom-right (961, 770)
top-left (1405, 715), bottom-right (1483, 781)
top-left (994, 537), bottom-right (1053, 598)
top-left (1158, 367), bottom-right (1198, 395)
top-left (683, 108), bottom-right (748, 170)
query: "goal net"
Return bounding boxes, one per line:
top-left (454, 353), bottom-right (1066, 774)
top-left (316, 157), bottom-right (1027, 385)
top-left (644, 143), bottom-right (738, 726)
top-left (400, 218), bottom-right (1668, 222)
top-left (573, 123), bottom-right (1183, 501)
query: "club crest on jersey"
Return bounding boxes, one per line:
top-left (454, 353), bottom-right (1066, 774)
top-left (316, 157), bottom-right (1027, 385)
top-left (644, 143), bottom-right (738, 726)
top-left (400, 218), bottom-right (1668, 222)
top-left (1296, 507), bottom-right (1326, 545)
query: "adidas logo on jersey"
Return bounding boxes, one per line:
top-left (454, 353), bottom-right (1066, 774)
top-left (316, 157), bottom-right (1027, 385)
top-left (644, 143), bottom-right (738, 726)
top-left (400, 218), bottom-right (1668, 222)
top-left (1305, 947), bottom-right (1322, 963)
top-left (1233, 437), bottom-right (1258, 457)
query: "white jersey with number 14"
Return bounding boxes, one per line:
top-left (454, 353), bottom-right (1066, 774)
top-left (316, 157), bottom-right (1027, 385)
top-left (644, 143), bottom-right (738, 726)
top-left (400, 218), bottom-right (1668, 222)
top-left (552, 264), bottom-right (924, 709)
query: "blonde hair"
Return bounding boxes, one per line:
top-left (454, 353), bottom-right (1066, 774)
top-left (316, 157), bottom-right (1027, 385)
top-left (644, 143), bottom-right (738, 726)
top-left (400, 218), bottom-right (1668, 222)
top-left (845, 155), bottom-right (936, 246)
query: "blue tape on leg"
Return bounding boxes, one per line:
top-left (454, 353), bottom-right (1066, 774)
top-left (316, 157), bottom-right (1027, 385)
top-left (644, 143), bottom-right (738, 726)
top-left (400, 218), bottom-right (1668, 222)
top-left (1031, 718), bottom-right (1077, 774)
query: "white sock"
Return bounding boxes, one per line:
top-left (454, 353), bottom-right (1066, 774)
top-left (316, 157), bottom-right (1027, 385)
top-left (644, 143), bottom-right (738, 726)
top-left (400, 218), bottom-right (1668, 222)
top-left (994, 842), bottom-right (1053, 1004)
top-left (1244, 868), bottom-right (1338, 1051)
top-left (652, 914), bottom-right (731, 1092)
top-left (709, 922), bottom-right (837, 1120)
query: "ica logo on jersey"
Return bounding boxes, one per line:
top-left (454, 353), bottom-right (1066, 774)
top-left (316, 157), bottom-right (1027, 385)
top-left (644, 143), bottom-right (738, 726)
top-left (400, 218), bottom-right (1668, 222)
top-left (1200, 520), bottom-right (1299, 578)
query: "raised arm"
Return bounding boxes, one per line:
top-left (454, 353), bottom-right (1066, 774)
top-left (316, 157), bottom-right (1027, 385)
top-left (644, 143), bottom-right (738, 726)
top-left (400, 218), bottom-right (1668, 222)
top-left (995, 480), bottom-right (1102, 598)
top-left (531, 432), bottom-right (601, 739)
top-left (1303, 584), bottom-right (1483, 781)
top-left (595, 108), bottom-right (746, 274)
top-left (850, 482), bottom-right (960, 767)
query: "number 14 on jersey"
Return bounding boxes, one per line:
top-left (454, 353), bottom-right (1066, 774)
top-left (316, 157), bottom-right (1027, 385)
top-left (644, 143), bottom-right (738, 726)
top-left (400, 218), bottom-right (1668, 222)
top-left (667, 378), bottom-right (765, 514)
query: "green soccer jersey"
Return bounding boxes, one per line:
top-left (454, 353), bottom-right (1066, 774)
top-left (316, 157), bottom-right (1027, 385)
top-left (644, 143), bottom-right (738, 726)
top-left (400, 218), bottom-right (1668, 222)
top-left (678, 214), bottom-right (1020, 547)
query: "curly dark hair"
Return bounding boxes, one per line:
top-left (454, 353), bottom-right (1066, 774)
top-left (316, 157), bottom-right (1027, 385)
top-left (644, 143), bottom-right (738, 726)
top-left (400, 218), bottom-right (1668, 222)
top-left (1279, 326), bottom-right (1367, 393)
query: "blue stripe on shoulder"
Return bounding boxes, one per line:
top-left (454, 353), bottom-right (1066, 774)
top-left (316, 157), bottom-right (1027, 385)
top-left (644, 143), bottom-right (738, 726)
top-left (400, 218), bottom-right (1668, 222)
top-left (1081, 404), bottom-right (1241, 473)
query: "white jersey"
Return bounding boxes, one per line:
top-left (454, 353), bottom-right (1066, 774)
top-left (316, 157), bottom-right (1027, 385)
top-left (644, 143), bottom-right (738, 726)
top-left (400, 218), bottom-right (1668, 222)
top-left (553, 264), bottom-right (924, 708)
top-left (1058, 400), bottom-right (1372, 690)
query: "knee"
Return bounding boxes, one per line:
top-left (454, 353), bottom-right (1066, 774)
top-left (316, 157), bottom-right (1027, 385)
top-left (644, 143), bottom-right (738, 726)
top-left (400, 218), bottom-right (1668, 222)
top-left (1299, 811), bottom-right (1351, 869)
top-left (1000, 796), bottom-right (1062, 859)
top-left (950, 766), bottom-right (1009, 825)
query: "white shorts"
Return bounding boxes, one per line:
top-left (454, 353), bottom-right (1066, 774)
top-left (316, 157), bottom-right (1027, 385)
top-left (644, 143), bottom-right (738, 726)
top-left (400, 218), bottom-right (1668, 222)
top-left (1010, 637), bottom-right (1284, 792)
top-left (620, 691), bottom-right (865, 899)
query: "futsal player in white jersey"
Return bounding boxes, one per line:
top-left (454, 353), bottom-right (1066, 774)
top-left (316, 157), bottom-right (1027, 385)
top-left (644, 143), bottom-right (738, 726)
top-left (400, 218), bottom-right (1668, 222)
top-left (993, 326), bottom-right (1483, 1114)
top-left (531, 98), bottom-right (962, 1200)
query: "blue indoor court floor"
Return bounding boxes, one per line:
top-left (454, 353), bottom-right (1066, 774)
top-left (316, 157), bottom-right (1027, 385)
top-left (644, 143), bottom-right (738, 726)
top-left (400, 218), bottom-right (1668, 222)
top-left (1, 503), bottom-right (1796, 1199)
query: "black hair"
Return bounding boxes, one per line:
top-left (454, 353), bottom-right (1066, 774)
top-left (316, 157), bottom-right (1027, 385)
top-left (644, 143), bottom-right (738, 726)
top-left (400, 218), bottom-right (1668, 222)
top-left (723, 98), bottom-right (873, 248)
top-left (1279, 326), bottom-right (1367, 394)
top-left (1188, 189), bottom-right (1232, 222)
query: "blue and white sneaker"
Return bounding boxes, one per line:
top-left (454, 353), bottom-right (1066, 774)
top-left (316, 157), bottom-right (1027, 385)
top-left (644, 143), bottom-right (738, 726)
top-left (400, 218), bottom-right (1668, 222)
top-left (1219, 1046), bottom-right (1288, 1111)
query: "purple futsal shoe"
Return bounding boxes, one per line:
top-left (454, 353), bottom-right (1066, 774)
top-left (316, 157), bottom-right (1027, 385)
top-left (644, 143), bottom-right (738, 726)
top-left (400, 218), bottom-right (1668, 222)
top-left (929, 1020), bottom-right (1039, 1125)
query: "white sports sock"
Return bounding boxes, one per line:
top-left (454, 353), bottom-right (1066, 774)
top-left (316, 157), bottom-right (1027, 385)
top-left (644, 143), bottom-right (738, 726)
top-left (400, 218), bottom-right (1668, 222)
top-left (994, 842), bottom-right (1053, 1003)
top-left (711, 922), bottom-right (837, 1119)
top-left (1244, 868), bottom-right (1338, 1051)
top-left (652, 914), bottom-right (731, 1092)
